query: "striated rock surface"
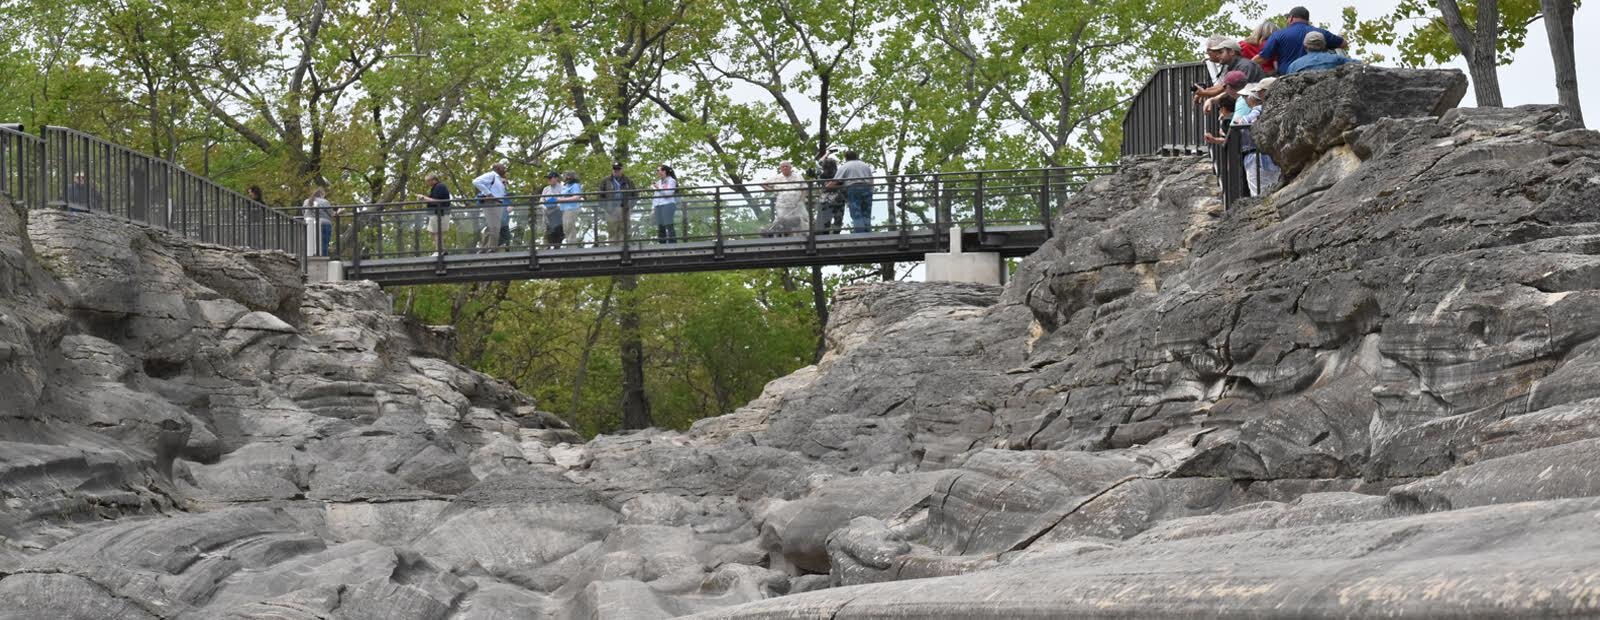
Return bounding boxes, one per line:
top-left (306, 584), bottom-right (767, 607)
top-left (1254, 63), bottom-right (1468, 179)
top-left (5, 65), bottom-right (1600, 618)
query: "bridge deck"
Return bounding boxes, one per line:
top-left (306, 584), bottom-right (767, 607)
top-left (350, 226), bottom-right (1050, 285)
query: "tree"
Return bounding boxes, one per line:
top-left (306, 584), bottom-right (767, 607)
top-left (1540, 0), bottom-right (1583, 125)
top-left (1437, 0), bottom-right (1505, 106)
top-left (1345, 0), bottom-right (1583, 113)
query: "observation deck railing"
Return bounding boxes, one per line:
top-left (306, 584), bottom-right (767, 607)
top-left (0, 124), bottom-right (304, 257)
top-left (1121, 61), bottom-right (1220, 158)
top-left (1119, 61), bottom-right (1269, 208)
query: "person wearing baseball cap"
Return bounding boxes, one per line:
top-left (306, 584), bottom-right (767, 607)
top-left (1254, 6), bottom-right (1346, 74)
top-left (600, 162), bottom-right (635, 245)
top-left (1284, 31), bottom-right (1361, 75)
top-left (1194, 34), bottom-right (1263, 104)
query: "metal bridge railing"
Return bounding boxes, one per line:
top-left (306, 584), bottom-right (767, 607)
top-left (0, 124), bottom-right (304, 259)
top-left (0, 125), bottom-right (45, 210)
top-left (1121, 62), bottom-right (1281, 208)
top-left (314, 166), bottom-right (1115, 272)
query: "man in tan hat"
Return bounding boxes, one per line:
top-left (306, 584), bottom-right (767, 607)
top-left (1193, 34), bottom-right (1263, 103)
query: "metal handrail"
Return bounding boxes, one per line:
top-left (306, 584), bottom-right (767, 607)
top-left (1120, 61), bottom-right (1218, 158)
top-left (0, 123), bottom-right (305, 262)
top-left (0, 124), bottom-right (44, 209)
top-left (325, 166), bottom-right (1112, 272)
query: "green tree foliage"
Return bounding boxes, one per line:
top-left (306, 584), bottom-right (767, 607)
top-left (399, 271), bottom-right (817, 436)
top-left (1344, 0), bottom-right (1546, 66)
top-left (1342, 0), bottom-right (1584, 111)
top-left (5, 0), bottom-right (1258, 434)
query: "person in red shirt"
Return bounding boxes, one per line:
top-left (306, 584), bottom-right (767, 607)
top-left (1240, 20), bottom-right (1281, 75)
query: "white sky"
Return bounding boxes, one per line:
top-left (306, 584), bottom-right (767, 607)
top-left (1281, 1), bottom-right (1597, 122)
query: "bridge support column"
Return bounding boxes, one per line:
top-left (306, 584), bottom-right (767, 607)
top-left (323, 259), bottom-right (345, 283)
top-left (925, 226), bottom-right (1002, 285)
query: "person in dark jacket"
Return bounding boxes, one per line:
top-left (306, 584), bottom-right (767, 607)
top-left (600, 162), bottom-right (636, 246)
top-left (813, 148), bottom-right (844, 234)
top-left (416, 172), bottom-right (452, 256)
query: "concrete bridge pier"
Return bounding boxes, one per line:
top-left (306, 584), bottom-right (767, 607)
top-left (925, 226), bottom-right (1003, 285)
top-left (304, 257), bottom-right (343, 283)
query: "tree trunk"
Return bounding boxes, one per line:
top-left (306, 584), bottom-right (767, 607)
top-left (818, 72), bottom-right (832, 156)
top-left (617, 274), bottom-right (652, 429)
top-left (1436, 0), bottom-right (1504, 107)
top-left (810, 265), bottom-right (828, 363)
top-left (1541, 0), bottom-right (1583, 126)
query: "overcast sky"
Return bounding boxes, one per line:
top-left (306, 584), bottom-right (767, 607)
top-left (1272, 1), bottom-right (1596, 123)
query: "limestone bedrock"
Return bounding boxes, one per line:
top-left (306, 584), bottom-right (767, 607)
top-left (4, 65), bottom-right (1600, 618)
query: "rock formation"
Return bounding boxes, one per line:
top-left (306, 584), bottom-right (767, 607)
top-left (4, 65), bottom-right (1600, 618)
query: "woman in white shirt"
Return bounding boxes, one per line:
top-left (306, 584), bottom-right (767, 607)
top-left (652, 165), bottom-right (679, 243)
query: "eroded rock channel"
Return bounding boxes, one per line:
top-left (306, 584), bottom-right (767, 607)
top-left (5, 66), bottom-right (1600, 618)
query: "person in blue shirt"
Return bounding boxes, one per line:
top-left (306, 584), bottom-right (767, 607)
top-left (1284, 31), bottom-right (1360, 75)
top-left (556, 171), bottom-right (585, 246)
top-left (1254, 6), bottom-right (1345, 75)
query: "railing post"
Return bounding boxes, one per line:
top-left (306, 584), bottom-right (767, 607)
top-left (974, 171), bottom-right (986, 245)
top-left (620, 194), bottom-right (633, 265)
top-left (713, 186), bottom-right (724, 259)
top-left (350, 209), bottom-right (364, 277)
top-left (432, 204), bottom-right (447, 275)
top-left (804, 177), bottom-right (818, 256)
top-left (527, 205), bottom-right (541, 271)
top-left (896, 175), bottom-right (909, 251)
top-left (934, 175), bottom-right (947, 252)
top-left (34, 129), bottom-right (46, 210)
top-left (1039, 168), bottom-right (1053, 237)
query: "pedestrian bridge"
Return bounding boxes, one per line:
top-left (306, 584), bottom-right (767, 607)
top-left (328, 166), bottom-right (1110, 285)
top-left (0, 62), bottom-right (1213, 286)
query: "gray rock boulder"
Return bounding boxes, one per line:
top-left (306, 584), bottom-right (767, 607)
top-left (1255, 65), bottom-right (1469, 179)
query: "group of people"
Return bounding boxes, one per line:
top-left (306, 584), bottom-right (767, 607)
top-left (303, 151), bottom-right (882, 258)
top-left (758, 149), bottom-right (876, 236)
top-left (1192, 6), bottom-right (1360, 197)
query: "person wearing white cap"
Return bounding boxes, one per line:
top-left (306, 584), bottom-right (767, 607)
top-left (1233, 79), bottom-right (1280, 196)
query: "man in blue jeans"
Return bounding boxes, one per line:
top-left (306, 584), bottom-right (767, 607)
top-left (836, 150), bottom-right (874, 233)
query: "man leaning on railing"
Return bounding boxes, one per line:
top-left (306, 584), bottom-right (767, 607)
top-left (1194, 35), bottom-right (1263, 112)
top-left (811, 147), bottom-right (845, 234)
top-left (473, 162), bottom-right (512, 250)
top-left (836, 150), bottom-right (874, 233)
